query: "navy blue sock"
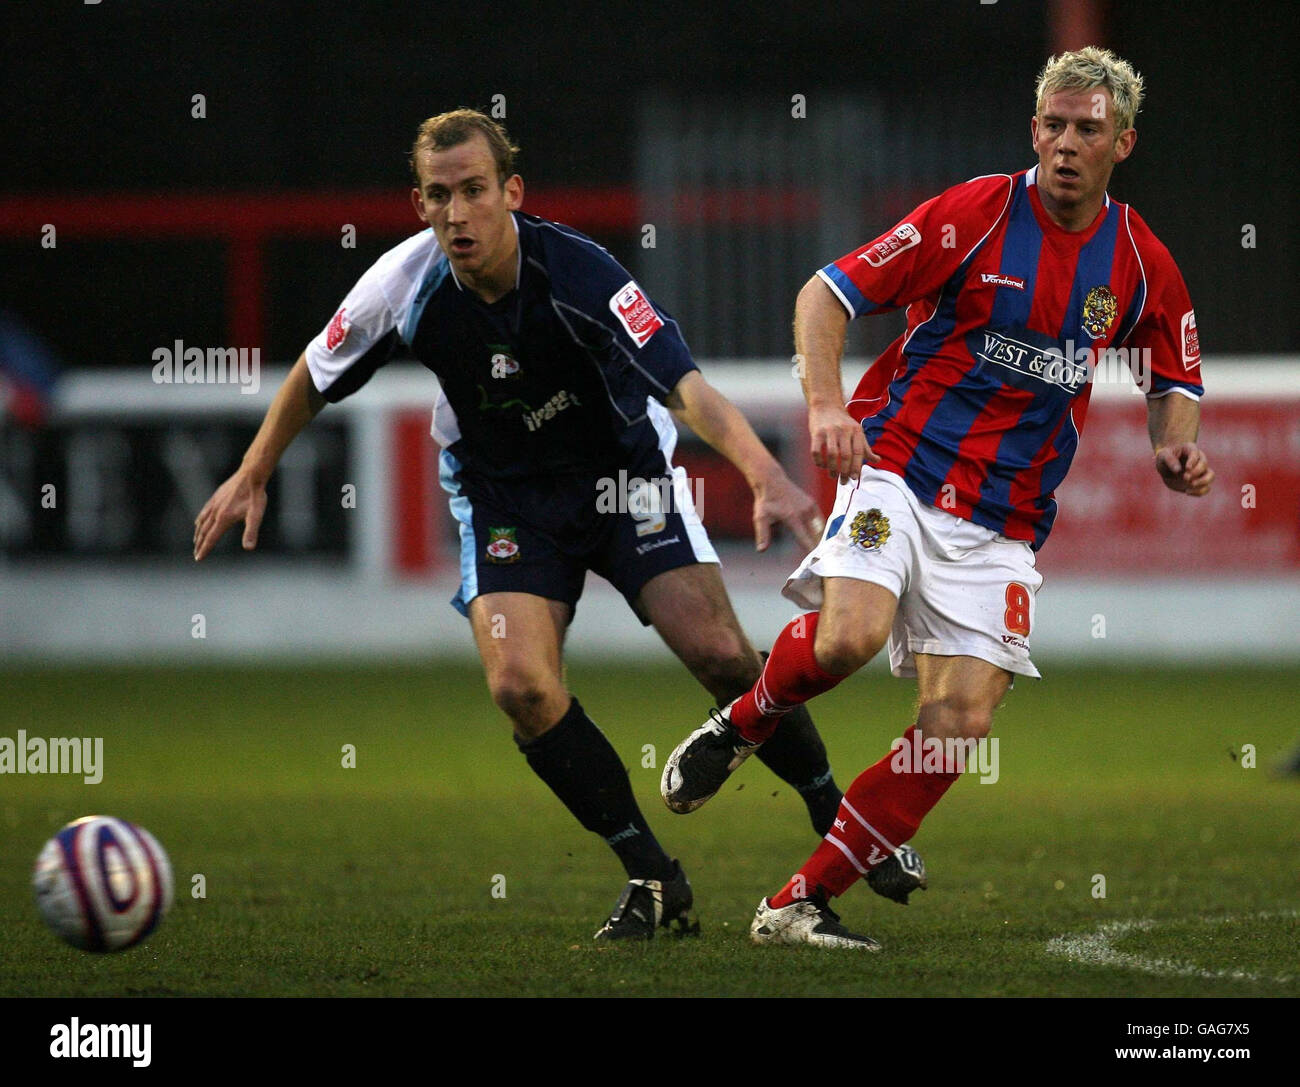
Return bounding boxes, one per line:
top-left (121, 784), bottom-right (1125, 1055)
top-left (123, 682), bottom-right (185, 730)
top-left (515, 698), bottom-right (675, 882)
top-left (754, 702), bottom-right (843, 838)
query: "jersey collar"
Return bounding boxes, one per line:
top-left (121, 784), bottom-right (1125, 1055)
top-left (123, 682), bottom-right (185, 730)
top-left (1024, 165), bottom-right (1111, 240)
top-left (446, 211), bottom-right (523, 294)
top-left (1025, 164), bottom-right (1111, 208)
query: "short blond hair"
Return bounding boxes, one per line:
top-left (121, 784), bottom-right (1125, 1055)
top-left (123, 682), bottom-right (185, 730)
top-left (1035, 47), bottom-right (1145, 135)
top-left (409, 109), bottom-right (520, 185)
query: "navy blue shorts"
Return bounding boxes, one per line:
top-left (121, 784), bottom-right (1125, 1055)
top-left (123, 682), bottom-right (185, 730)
top-left (441, 453), bottom-right (719, 623)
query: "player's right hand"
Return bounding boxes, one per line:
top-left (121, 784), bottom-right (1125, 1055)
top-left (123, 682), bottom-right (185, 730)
top-left (1155, 443), bottom-right (1214, 497)
top-left (193, 469), bottom-right (268, 561)
top-left (808, 403), bottom-right (880, 483)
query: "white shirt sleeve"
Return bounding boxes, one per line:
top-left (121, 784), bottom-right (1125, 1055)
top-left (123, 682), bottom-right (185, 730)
top-left (304, 265), bottom-right (397, 399)
top-left (304, 230), bottom-right (442, 401)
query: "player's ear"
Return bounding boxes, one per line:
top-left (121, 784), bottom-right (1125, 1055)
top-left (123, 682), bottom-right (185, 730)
top-left (1029, 114), bottom-right (1040, 150)
top-left (410, 187), bottom-right (429, 224)
top-left (1112, 128), bottom-right (1137, 164)
top-left (504, 174), bottom-right (524, 211)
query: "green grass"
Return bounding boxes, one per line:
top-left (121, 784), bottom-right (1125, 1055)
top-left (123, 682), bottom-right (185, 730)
top-left (1, 662), bottom-right (1297, 997)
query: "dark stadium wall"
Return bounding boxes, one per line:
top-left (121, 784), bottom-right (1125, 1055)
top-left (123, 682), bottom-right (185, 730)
top-left (1110, 0), bottom-right (1299, 354)
top-left (1, 0), bottom-right (1292, 366)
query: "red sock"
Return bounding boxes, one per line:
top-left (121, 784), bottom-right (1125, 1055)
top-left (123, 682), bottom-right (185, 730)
top-left (769, 725), bottom-right (960, 907)
top-left (729, 613), bottom-right (846, 743)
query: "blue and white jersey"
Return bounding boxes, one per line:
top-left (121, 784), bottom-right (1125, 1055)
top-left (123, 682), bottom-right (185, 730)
top-left (305, 212), bottom-right (697, 481)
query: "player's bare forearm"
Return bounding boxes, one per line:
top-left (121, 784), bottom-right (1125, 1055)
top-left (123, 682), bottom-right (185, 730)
top-left (1146, 390), bottom-right (1199, 450)
top-left (665, 370), bottom-right (823, 550)
top-left (1147, 392), bottom-right (1214, 496)
top-left (794, 276), bottom-right (879, 481)
top-left (193, 353), bottom-right (325, 559)
top-left (667, 371), bottom-right (783, 490)
top-left (794, 276), bottom-right (849, 409)
top-left (241, 354), bottom-right (327, 483)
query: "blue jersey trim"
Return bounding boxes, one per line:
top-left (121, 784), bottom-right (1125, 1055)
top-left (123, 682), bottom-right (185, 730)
top-left (819, 265), bottom-right (871, 317)
top-left (403, 249), bottom-right (451, 346)
top-left (439, 449), bottom-right (477, 617)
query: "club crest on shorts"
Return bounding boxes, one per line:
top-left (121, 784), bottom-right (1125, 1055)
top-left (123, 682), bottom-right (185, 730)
top-left (1081, 285), bottom-right (1118, 340)
top-left (849, 508), bottom-right (891, 551)
top-left (485, 527), bottom-right (520, 563)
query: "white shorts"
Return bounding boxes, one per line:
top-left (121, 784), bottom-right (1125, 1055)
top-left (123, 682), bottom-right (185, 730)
top-left (783, 466), bottom-right (1042, 679)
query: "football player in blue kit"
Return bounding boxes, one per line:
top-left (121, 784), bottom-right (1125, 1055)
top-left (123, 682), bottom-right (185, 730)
top-left (193, 110), bottom-right (924, 939)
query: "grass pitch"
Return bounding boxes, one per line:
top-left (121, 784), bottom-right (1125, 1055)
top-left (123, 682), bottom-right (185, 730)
top-left (1, 661), bottom-right (1297, 998)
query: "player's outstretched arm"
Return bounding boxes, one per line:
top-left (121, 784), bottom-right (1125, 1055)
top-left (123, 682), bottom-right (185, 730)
top-left (794, 276), bottom-right (881, 483)
top-left (1147, 392), bottom-right (1213, 497)
top-left (665, 370), bottom-right (823, 552)
top-left (193, 353), bottom-right (326, 560)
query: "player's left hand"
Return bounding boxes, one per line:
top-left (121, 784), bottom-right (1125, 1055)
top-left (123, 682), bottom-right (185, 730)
top-left (1155, 443), bottom-right (1214, 496)
top-left (752, 471), bottom-right (824, 552)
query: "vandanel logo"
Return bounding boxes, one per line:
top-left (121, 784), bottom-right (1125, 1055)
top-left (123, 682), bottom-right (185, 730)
top-left (980, 272), bottom-right (1026, 291)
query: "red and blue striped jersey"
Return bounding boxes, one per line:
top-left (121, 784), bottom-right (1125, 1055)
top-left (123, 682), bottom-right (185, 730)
top-left (818, 166), bottom-right (1203, 549)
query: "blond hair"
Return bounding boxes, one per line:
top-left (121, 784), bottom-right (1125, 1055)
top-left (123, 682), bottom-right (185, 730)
top-left (1035, 47), bottom-right (1145, 135)
top-left (409, 109), bottom-right (520, 185)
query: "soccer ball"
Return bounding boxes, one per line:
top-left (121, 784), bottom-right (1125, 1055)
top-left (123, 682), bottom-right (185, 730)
top-left (32, 816), bottom-right (174, 952)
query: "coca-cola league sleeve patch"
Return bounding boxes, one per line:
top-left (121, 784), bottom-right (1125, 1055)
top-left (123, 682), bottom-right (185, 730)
top-left (608, 281), bottom-right (665, 347)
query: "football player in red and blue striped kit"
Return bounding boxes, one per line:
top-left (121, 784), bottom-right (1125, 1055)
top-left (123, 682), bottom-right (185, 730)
top-left (662, 47), bottom-right (1215, 948)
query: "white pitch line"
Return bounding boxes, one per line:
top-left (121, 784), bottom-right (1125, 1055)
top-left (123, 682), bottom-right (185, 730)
top-left (1046, 911), bottom-right (1297, 985)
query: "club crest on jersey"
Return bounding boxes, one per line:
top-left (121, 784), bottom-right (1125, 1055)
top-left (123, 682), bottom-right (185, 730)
top-left (485, 527), bottom-right (520, 564)
top-left (1081, 285), bottom-right (1118, 341)
top-left (861, 223), bottom-right (920, 268)
top-left (490, 351), bottom-right (521, 379)
top-left (609, 281), bottom-right (664, 347)
top-left (849, 509), bottom-right (891, 552)
top-left (325, 307), bottom-right (350, 352)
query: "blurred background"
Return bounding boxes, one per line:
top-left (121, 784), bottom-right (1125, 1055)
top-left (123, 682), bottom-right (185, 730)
top-left (2, 0), bottom-right (1297, 663)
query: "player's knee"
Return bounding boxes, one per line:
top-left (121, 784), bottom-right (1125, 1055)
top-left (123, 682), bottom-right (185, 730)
top-left (916, 697), bottom-right (995, 742)
top-left (487, 670), bottom-right (562, 734)
top-left (682, 635), bottom-right (760, 703)
top-left (813, 621), bottom-right (887, 676)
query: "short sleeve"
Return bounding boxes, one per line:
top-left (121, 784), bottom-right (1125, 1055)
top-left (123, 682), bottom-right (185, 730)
top-left (817, 174), bottom-right (1014, 319)
top-left (1126, 251), bottom-right (1204, 400)
top-left (541, 222), bottom-right (697, 401)
top-left (304, 260), bottom-right (401, 403)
